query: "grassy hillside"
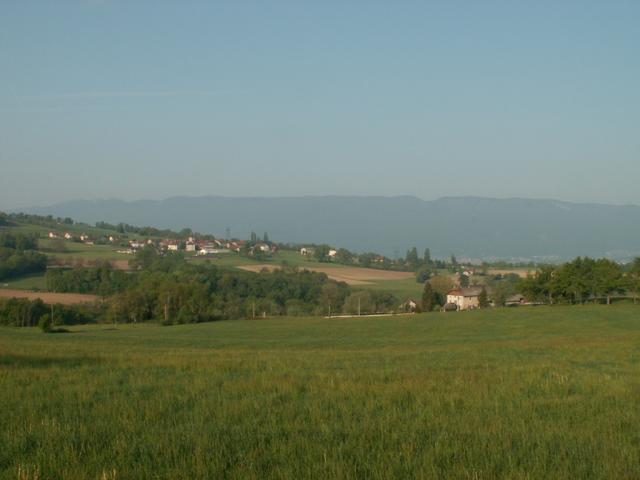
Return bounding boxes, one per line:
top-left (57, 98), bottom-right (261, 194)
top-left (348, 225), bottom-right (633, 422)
top-left (1, 305), bottom-right (639, 478)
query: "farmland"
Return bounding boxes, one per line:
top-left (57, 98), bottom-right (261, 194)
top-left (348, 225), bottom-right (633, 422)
top-left (1, 305), bottom-right (639, 478)
top-left (0, 289), bottom-right (99, 305)
top-left (239, 264), bottom-right (415, 285)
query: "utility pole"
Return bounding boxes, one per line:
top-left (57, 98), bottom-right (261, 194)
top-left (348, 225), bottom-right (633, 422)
top-left (164, 296), bottom-right (169, 323)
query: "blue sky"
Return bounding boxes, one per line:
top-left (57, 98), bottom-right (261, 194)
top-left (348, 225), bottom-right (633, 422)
top-left (1, 1), bottom-right (639, 209)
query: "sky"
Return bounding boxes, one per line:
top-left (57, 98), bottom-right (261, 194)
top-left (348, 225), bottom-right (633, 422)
top-left (1, 1), bottom-right (639, 209)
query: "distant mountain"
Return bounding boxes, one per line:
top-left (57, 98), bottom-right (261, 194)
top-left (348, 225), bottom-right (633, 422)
top-left (18, 196), bottom-right (640, 261)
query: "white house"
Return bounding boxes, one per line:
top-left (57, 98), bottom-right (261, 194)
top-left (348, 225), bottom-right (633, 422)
top-left (328, 249), bottom-right (338, 258)
top-left (48, 232), bottom-right (58, 239)
top-left (185, 242), bottom-right (196, 252)
top-left (64, 232), bottom-right (73, 240)
top-left (129, 240), bottom-right (144, 249)
top-left (446, 287), bottom-right (484, 311)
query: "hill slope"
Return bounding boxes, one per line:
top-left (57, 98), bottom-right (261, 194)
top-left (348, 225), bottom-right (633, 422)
top-left (20, 196), bottom-right (640, 260)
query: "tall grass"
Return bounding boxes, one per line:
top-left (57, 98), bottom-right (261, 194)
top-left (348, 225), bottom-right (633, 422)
top-left (1, 305), bottom-right (639, 479)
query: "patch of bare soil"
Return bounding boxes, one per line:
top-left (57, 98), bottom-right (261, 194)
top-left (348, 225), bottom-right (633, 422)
top-left (0, 290), bottom-right (100, 305)
top-left (238, 265), bottom-right (414, 285)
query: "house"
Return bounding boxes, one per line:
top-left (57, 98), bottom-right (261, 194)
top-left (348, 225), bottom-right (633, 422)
top-left (300, 247), bottom-right (314, 256)
top-left (108, 236), bottom-right (116, 242)
top-left (402, 299), bottom-right (419, 312)
top-left (161, 239), bottom-right (181, 251)
top-left (48, 232), bottom-right (59, 239)
top-left (185, 242), bottom-right (196, 252)
top-left (79, 234), bottom-right (89, 242)
top-left (446, 286), bottom-right (484, 311)
top-left (227, 240), bottom-right (245, 252)
top-left (129, 239), bottom-right (145, 249)
top-left (64, 232), bottom-right (73, 240)
top-left (328, 249), bottom-right (337, 258)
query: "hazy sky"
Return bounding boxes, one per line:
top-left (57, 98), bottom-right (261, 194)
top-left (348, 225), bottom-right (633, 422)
top-left (1, 1), bottom-right (639, 209)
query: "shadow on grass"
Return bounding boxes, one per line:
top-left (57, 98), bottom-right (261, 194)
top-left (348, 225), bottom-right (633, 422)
top-left (0, 354), bottom-right (104, 369)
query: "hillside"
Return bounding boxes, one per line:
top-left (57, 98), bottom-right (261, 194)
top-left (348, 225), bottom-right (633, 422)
top-left (21, 196), bottom-right (640, 260)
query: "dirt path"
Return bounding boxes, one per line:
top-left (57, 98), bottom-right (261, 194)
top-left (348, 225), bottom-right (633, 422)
top-left (0, 289), bottom-right (100, 305)
top-left (238, 265), bottom-right (414, 285)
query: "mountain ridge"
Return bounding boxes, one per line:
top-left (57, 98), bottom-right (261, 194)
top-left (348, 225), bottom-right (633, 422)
top-left (14, 195), bottom-right (640, 261)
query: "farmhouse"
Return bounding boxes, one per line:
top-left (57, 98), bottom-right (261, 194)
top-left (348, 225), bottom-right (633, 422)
top-left (161, 240), bottom-right (181, 251)
top-left (401, 299), bottom-right (419, 312)
top-left (446, 286), bottom-right (484, 311)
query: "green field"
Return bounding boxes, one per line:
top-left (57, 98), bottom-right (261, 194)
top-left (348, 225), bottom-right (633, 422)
top-left (0, 272), bottom-right (47, 291)
top-left (1, 305), bottom-right (639, 479)
top-left (37, 239), bottom-right (132, 262)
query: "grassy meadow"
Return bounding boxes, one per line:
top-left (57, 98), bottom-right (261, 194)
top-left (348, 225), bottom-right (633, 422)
top-left (1, 305), bottom-right (640, 479)
top-left (0, 273), bottom-right (47, 291)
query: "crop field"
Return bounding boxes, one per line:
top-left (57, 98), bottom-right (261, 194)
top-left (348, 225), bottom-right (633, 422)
top-left (239, 264), bottom-right (415, 286)
top-left (1, 305), bottom-right (639, 479)
top-left (0, 289), bottom-right (99, 305)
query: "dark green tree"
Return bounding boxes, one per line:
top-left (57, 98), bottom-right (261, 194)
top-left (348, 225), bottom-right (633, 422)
top-left (405, 247), bottom-right (419, 267)
top-left (627, 258), bottom-right (640, 303)
top-left (478, 287), bottom-right (489, 308)
top-left (421, 282), bottom-right (435, 312)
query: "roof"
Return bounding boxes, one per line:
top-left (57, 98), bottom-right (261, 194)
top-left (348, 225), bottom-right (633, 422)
top-left (448, 286), bottom-right (484, 297)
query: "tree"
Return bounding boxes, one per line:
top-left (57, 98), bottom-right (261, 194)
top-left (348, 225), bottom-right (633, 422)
top-left (250, 231), bottom-right (257, 243)
top-left (415, 266), bottom-right (432, 283)
top-left (593, 259), bottom-right (623, 304)
top-left (450, 254), bottom-right (458, 267)
top-left (336, 248), bottom-right (353, 264)
top-left (627, 258), bottom-right (640, 303)
top-left (423, 248), bottom-right (431, 266)
top-left (429, 275), bottom-right (454, 297)
top-left (421, 282), bottom-right (436, 312)
top-left (458, 272), bottom-right (469, 288)
top-left (478, 287), bottom-right (489, 308)
top-left (263, 232), bottom-right (270, 243)
top-left (313, 245), bottom-right (331, 263)
top-left (405, 247), bottom-right (419, 267)
top-left (344, 291), bottom-right (374, 315)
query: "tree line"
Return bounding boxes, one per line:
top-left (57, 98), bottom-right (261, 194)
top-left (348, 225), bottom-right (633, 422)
top-left (0, 233), bottom-right (47, 281)
top-left (518, 257), bottom-right (640, 305)
top-left (30, 246), bottom-right (407, 325)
